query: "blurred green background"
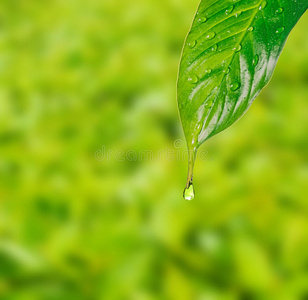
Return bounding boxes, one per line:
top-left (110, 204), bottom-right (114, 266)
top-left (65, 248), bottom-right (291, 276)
top-left (0, 0), bottom-right (308, 299)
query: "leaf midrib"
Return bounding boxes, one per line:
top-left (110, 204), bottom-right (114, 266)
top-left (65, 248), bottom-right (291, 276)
top-left (195, 0), bottom-right (265, 142)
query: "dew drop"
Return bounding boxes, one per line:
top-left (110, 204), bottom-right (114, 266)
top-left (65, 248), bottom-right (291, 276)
top-left (205, 68), bottom-right (212, 74)
top-left (188, 40), bottom-right (197, 48)
top-left (259, 0), bottom-right (267, 10)
top-left (235, 11), bottom-right (242, 17)
top-left (223, 67), bottom-right (230, 74)
top-left (275, 27), bottom-right (285, 34)
top-left (230, 82), bottom-right (240, 91)
top-left (275, 7), bottom-right (284, 14)
top-left (183, 181), bottom-right (195, 201)
top-left (211, 44), bottom-right (218, 51)
top-left (198, 16), bottom-right (207, 23)
top-left (253, 55), bottom-right (259, 66)
top-left (205, 100), bottom-right (213, 108)
top-left (225, 5), bottom-right (234, 15)
top-left (233, 44), bottom-right (242, 52)
top-left (247, 26), bottom-right (254, 32)
top-left (206, 32), bottom-right (216, 40)
top-left (188, 74), bottom-right (199, 83)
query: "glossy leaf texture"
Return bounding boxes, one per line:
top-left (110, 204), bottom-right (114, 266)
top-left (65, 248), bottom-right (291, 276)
top-left (178, 0), bottom-right (308, 152)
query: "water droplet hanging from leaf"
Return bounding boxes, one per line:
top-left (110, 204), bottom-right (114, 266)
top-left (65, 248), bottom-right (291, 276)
top-left (183, 181), bottom-right (195, 201)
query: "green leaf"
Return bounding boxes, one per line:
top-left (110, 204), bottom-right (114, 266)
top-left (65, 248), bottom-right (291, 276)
top-left (177, 0), bottom-right (307, 199)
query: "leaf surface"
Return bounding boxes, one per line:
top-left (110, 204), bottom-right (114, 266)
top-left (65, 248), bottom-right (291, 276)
top-left (178, 0), bottom-right (307, 152)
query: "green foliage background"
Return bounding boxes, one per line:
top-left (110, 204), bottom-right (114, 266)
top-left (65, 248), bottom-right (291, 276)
top-left (0, 0), bottom-right (307, 299)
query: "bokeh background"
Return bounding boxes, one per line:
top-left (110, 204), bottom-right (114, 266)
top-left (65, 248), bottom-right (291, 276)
top-left (0, 0), bottom-right (308, 299)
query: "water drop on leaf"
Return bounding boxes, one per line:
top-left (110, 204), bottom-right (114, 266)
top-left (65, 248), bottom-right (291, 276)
top-left (247, 26), bottom-right (254, 32)
top-left (253, 55), bottom-right (259, 66)
top-left (230, 82), bottom-right (240, 91)
top-left (276, 27), bottom-right (285, 34)
top-left (259, 1), bottom-right (267, 10)
top-left (225, 5), bottom-right (234, 15)
top-left (198, 16), bottom-right (207, 23)
top-left (206, 32), bottom-right (216, 40)
top-left (188, 74), bottom-right (199, 83)
top-left (223, 67), bottom-right (230, 74)
top-left (233, 44), bottom-right (242, 52)
top-left (275, 7), bottom-right (284, 14)
top-left (211, 44), bottom-right (218, 51)
top-left (188, 40), bottom-right (197, 48)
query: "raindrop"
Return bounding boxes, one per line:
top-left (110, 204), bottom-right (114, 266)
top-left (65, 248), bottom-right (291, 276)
top-left (211, 44), bottom-right (218, 51)
top-left (206, 32), bottom-right (216, 40)
top-left (206, 100), bottom-right (213, 109)
top-left (188, 40), bottom-right (196, 48)
top-left (198, 17), bottom-right (207, 23)
top-left (233, 44), bottom-right (242, 52)
top-left (253, 55), bottom-right (259, 66)
top-left (230, 82), bottom-right (240, 91)
top-left (235, 11), bottom-right (242, 17)
top-left (247, 26), bottom-right (254, 32)
top-left (188, 74), bottom-right (199, 83)
top-left (183, 181), bottom-right (194, 201)
top-left (225, 5), bottom-right (234, 15)
top-left (205, 68), bottom-right (212, 74)
top-left (275, 27), bottom-right (285, 34)
top-left (223, 67), bottom-right (230, 74)
top-left (275, 7), bottom-right (284, 14)
top-left (259, 1), bottom-right (267, 10)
